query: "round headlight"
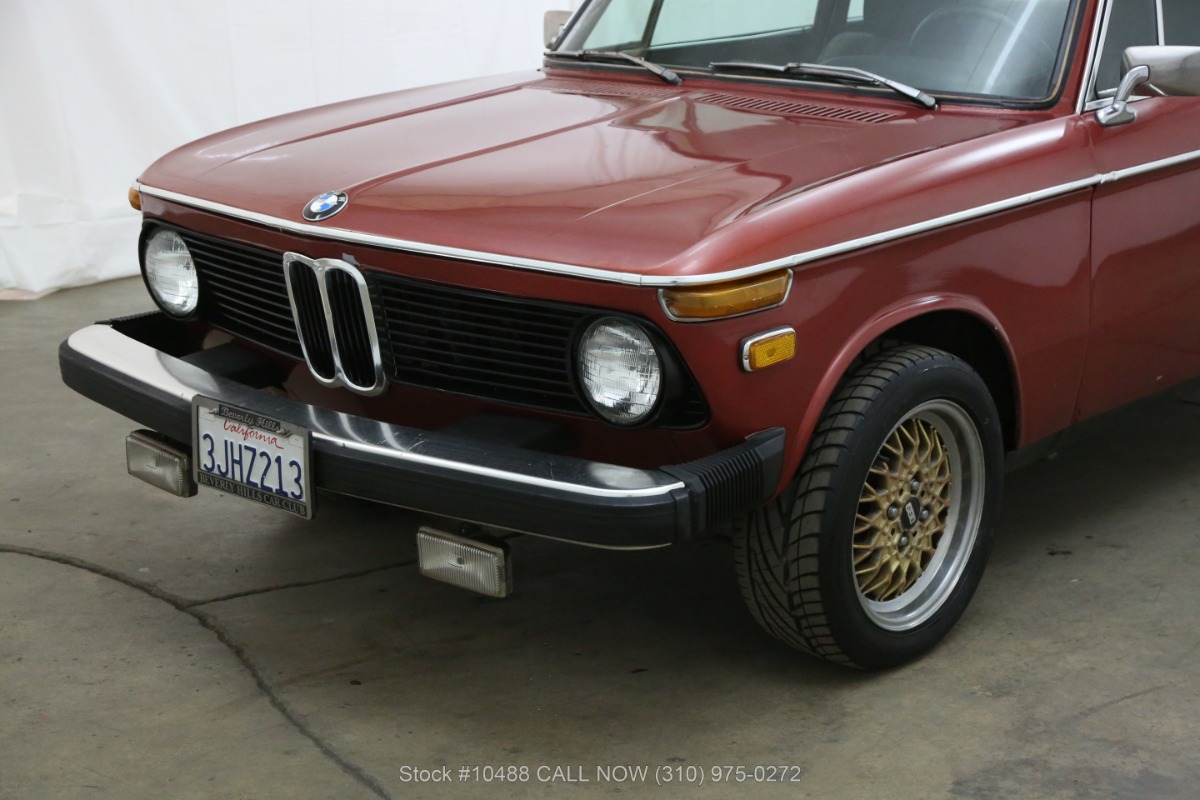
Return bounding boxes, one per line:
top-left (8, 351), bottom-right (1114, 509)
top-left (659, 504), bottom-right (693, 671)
top-left (143, 229), bottom-right (199, 317)
top-left (577, 317), bottom-right (663, 426)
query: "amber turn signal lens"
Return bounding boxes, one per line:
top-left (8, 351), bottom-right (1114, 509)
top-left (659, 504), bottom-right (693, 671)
top-left (128, 185), bottom-right (142, 211)
top-left (743, 328), bottom-right (796, 372)
top-left (661, 270), bottom-right (791, 321)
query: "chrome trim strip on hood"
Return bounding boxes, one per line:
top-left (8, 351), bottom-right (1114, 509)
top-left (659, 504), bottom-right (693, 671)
top-left (138, 154), bottom-right (1200, 288)
top-left (140, 184), bottom-right (656, 286)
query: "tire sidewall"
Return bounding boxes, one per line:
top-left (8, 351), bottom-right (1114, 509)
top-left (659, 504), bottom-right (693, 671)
top-left (818, 357), bottom-right (1005, 669)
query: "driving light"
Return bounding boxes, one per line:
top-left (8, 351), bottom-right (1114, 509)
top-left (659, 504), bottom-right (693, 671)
top-left (417, 527), bottom-right (511, 598)
top-left (742, 327), bottom-right (796, 372)
top-left (126, 430), bottom-right (197, 498)
top-left (143, 229), bottom-right (199, 317)
top-left (660, 270), bottom-right (791, 321)
top-left (578, 317), bottom-right (663, 425)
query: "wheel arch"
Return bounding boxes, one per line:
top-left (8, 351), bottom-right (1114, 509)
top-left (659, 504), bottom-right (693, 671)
top-left (786, 297), bottom-right (1020, 492)
top-left (882, 310), bottom-right (1018, 451)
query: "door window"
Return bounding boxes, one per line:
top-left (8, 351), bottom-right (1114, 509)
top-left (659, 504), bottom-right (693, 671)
top-left (1093, 0), bottom-right (1158, 95)
top-left (1163, 0), bottom-right (1200, 45)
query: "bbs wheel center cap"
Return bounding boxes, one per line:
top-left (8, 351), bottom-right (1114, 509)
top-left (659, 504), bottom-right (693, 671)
top-left (900, 497), bottom-right (922, 532)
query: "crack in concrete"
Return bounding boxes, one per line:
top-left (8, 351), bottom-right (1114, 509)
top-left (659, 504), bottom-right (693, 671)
top-left (0, 544), bottom-right (397, 800)
top-left (185, 560), bottom-right (416, 608)
top-left (1068, 684), bottom-right (1171, 724)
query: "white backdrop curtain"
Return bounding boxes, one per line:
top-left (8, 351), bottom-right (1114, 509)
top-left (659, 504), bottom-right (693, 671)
top-left (0, 0), bottom-right (580, 297)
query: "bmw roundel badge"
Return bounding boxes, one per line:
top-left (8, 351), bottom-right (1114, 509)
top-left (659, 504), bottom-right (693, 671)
top-left (302, 191), bottom-right (349, 222)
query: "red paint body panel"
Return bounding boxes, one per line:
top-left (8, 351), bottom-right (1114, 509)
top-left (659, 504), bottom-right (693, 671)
top-left (1079, 97), bottom-right (1200, 417)
top-left (130, 0), bottom-right (1200, 501)
top-left (145, 73), bottom-right (1038, 275)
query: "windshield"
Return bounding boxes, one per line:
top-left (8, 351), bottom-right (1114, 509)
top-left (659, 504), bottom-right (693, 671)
top-left (556, 0), bottom-right (1077, 101)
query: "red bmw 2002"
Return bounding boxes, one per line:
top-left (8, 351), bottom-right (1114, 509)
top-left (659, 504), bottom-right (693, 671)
top-left (61, 0), bottom-right (1200, 668)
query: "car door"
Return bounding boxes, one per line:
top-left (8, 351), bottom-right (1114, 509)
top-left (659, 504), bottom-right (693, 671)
top-left (1077, 0), bottom-right (1200, 418)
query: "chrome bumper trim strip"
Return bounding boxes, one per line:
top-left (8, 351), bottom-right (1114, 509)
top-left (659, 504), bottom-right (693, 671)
top-left (66, 324), bottom-right (686, 501)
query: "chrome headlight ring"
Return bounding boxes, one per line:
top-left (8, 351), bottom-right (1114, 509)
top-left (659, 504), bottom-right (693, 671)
top-left (576, 316), bottom-right (665, 426)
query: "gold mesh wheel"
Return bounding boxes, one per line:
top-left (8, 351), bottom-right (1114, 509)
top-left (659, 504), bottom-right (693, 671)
top-left (851, 400), bottom-right (986, 632)
top-left (735, 345), bottom-right (1003, 668)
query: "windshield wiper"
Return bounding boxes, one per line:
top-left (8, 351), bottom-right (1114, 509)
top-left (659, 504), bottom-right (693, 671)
top-left (546, 50), bottom-right (683, 86)
top-left (709, 61), bottom-right (936, 110)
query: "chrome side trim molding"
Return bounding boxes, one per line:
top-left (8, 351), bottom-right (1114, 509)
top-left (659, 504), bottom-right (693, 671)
top-left (732, 177), bottom-right (1103, 275)
top-left (1099, 149), bottom-right (1200, 183)
top-left (139, 153), bottom-right (1200, 288)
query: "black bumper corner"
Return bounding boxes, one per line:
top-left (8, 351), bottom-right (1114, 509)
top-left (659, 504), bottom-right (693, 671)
top-left (59, 314), bottom-right (785, 548)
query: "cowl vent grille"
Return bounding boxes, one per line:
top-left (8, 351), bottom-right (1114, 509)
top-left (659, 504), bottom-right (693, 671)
top-left (694, 92), bottom-right (897, 123)
top-left (528, 78), bottom-right (896, 122)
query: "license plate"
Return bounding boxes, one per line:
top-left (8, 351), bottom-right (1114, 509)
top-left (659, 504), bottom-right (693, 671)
top-left (192, 397), bottom-right (314, 519)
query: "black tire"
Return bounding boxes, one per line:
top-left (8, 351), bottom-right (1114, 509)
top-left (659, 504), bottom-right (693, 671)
top-left (734, 345), bottom-right (1004, 670)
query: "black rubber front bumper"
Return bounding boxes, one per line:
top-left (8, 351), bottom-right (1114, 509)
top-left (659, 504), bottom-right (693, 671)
top-left (59, 314), bottom-right (785, 548)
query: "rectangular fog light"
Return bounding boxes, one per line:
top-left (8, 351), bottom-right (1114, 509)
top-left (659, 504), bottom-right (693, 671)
top-left (417, 527), bottom-right (511, 598)
top-left (126, 430), bottom-right (197, 498)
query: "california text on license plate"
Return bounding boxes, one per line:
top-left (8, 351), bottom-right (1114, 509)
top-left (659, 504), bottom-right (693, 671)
top-left (192, 397), bottom-right (314, 519)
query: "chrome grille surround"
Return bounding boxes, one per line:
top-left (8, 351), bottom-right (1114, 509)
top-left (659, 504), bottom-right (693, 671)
top-left (282, 252), bottom-right (384, 396)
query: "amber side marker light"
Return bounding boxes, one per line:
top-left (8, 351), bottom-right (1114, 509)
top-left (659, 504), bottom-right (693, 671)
top-left (742, 327), bottom-right (796, 372)
top-left (660, 270), bottom-right (791, 321)
top-left (128, 185), bottom-right (142, 211)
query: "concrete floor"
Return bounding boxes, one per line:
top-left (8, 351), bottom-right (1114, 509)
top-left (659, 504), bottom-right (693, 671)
top-left (2, 277), bottom-right (1199, 799)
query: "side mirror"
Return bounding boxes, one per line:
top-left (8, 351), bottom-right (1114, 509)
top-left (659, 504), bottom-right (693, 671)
top-left (1124, 45), bottom-right (1200, 96)
top-left (1096, 64), bottom-right (1149, 127)
top-left (545, 10), bottom-right (572, 48)
top-left (1098, 46), bottom-right (1200, 128)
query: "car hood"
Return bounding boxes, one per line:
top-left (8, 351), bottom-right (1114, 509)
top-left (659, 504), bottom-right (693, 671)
top-left (143, 70), bottom-right (1027, 277)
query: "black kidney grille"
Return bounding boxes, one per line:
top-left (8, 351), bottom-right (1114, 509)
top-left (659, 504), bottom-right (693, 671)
top-left (285, 261), bottom-right (335, 380)
top-left (284, 258), bottom-right (381, 393)
top-left (374, 273), bottom-right (584, 413)
top-left (178, 230), bottom-right (302, 358)
top-left (159, 226), bottom-right (708, 425)
top-left (325, 269), bottom-right (378, 389)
